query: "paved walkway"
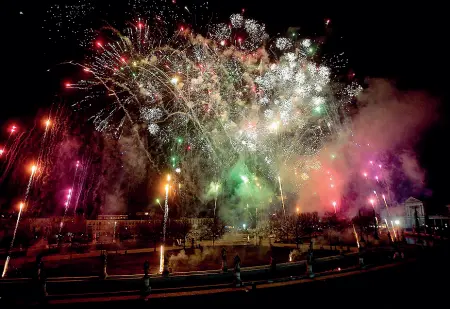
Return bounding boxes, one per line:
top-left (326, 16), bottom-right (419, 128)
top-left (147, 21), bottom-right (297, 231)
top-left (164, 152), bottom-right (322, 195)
top-left (1, 240), bottom-right (357, 265)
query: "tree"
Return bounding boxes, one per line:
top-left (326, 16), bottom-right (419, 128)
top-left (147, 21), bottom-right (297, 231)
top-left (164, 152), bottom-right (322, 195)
top-left (200, 217), bottom-right (226, 247)
top-left (269, 210), bottom-right (292, 243)
top-left (322, 212), bottom-right (347, 249)
top-left (136, 222), bottom-right (162, 251)
top-left (293, 213), bottom-right (302, 248)
top-left (299, 212), bottom-right (319, 239)
top-left (352, 209), bottom-right (375, 244)
top-left (169, 218), bottom-right (192, 249)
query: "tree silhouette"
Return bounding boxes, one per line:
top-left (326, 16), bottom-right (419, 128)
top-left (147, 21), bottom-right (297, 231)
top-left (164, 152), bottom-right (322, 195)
top-left (200, 217), bottom-right (226, 247)
top-left (168, 218), bottom-right (192, 249)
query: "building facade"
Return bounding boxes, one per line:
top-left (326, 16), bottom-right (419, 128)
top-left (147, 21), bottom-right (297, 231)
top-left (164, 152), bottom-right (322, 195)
top-left (380, 196), bottom-right (425, 230)
top-left (404, 197), bottom-right (425, 229)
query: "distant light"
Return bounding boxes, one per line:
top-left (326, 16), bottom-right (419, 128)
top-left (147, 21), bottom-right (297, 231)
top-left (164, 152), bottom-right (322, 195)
top-left (171, 77), bottom-right (179, 84)
top-left (65, 83), bottom-right (71, 88)
top-left (394, 220), bottom-right (400, 225)
top-left (243, 223), bottom-right (246, 229)
top-left (31, 165), bottom-right (37, 174)
top-left (175, 168), bottom-right (181, 173)
top-left (138, 23), bottom-right (143, 28)
top-left (269, 121), bottom-right (279, 131)
top-left (144, 212), bottom-right (149, 215)
top-left (220, 40), bottom-right (226, 46)
top-left (167, 174), bottom-right (171, 181)
top-left (96, 41), bottom-right (103, 47)
top-left (156, 199), bottom-right (160, 204)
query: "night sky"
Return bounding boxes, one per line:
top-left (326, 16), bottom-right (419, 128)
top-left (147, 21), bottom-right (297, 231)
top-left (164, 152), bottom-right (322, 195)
top-left (1, 1), bottom-right (449, 210)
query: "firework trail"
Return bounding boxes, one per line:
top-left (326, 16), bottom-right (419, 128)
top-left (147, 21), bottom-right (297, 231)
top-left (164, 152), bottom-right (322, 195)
top-left (159, 245), bottom-right (164, 274)
top-left (278, 176), bottom-right (286, 217)
top-left (72, 155), bottom-right (92, 215)
top-left (0, 125), bottom-right (17, 160)
top-left (2, 163), bottom-right (36, 278)
top-left (163, 182), bottom-right (169, 243)
top-left (59, 161), bottom-right (81, 232)
top-left (352, 224), bottom-right (360, 248)
top-left (0, 131), bottom-right (27, 185)
top-left (1, 202), bottom-right (24, 277)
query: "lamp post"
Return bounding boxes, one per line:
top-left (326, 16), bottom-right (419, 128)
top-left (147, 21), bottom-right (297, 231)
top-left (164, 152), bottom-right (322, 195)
top-left (213, 182), bottom-right (220, 217)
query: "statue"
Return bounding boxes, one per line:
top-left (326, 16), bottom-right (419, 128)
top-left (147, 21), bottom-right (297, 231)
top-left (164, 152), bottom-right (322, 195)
top-left (221, 247), bottom-right (228, 272)
top-left (142, 260), bottom-right (151, 297)
top-left (358, 245), bottom-right (365, 268)
top-left (35, 255), bottom-right (48, 299)
top-left (269, 256), bottom-right (276, 274)
top-left (143, 260), bottom-right (150, 276)
top-left (233, 254), bottom-right (241, 286)
top-left (306, 241), bottom-right (314, 278)
top-left (101, 250), bottom-right (108, 279)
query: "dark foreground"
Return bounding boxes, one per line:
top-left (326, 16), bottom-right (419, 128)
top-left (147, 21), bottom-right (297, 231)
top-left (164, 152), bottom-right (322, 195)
top-left (2, 244), bottom-right (449, 308)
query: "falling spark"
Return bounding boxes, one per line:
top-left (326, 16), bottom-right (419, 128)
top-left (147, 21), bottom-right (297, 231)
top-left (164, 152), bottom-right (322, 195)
top-left (163, 184), bottom-right (169, 243)
top-left (390, 220), bottom-right (398, 240)
top-left (352, 224), bottom-right (360, 248)
top-left (278, 176), bottom-right (286, 217)
top-left (159, 245), bottom-right (164, 273)
top-left (2, 202), bottom-right (24, 278)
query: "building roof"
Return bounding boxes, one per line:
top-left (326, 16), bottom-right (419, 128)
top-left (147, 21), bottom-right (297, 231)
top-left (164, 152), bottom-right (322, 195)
top-left (404, 197), bottom-right (423, 205)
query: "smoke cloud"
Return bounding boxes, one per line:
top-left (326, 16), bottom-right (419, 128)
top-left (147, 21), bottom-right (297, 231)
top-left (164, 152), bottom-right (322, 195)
top-left (297, 78), bottom-right (438, 214)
